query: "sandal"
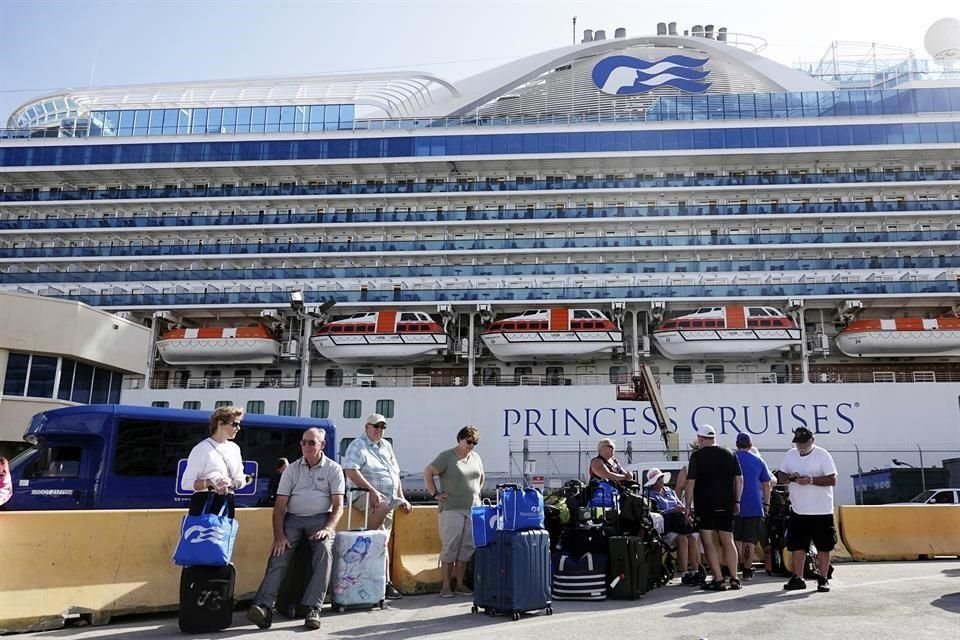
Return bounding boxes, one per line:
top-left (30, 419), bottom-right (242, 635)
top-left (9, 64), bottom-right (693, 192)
top-left (701, 578), bottom-right (727, 591)
top-left (728, 577), bottom-right (743, 590)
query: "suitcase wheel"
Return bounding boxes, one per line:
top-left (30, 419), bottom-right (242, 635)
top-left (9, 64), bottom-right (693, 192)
top-left (379, 600), bottom-right (385, 610)
top-left (336, 605), bottom-right (346, 613)
top-left (546, 606), bottom-right (553, 615)
top-left (511, 612), bottom-right (520, 621)
top-left (471, 605), bottom-right (479, 614)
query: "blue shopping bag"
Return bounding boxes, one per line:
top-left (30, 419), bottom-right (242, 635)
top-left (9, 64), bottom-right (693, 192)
top-left (471, 501), bottom-right (498, 547)
top-left (498, 484), bottom-right (544, 531)
top-left (588, 480), bottom-right (620, 510)
top-left (172, 494), bottom-right (239, 567)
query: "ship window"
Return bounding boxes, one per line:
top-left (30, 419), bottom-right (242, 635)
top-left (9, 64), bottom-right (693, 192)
top-left (691, 320), bottom-right (704, 328)
top-left (343, 400), bottom-right (362, 419)
top-left (514, 367), bottom-right (533, 384)
top-left (245, 400), bottom-right (265, 414)
top-left (152, 401), bottom-right (170, 408)
top-left (770, 364), bottom-right (790, 384)
top-left (375, 400), bottom-right (394, 418)
top-left (505, 323), bottom-right (517, 330)
top-left (546, 366), bottom-right (565, 386)
top-left (673, 365), bottom-right (693, 384)
top-left (183, 401), bottom-right (201, 410)
top-left (215, 400), bottom-right (233, 408)
top-left (705, 365), bottom-right (725, 383)
top-left (311, 400), bottom-right (330, 419)
top-left (609, 366), bottom-right (628, 384)
top-left (2, 352), bottom-right (28, 395)
top-left (573, 310), bottom-right (591, 318)
top-left (400, 313), bottom-right (418, 321)
top-left (679, 321), bottom-right (691, 328)
top-left (278, 400), bottom-right (297, 416)
top-left (325, 368), bottom-right (343, 387)
top-left (481, 367), bottom-right (500, 386)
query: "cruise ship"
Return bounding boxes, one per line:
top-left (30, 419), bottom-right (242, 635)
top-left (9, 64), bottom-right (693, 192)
top-left (3, 20), bottom-right (960, 504)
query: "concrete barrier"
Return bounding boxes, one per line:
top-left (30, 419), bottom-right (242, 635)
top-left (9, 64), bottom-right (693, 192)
top-left (838, 504), bottom-right (960, 561)
top-left (390, 505), bottom-right (443, 594)
top-left (0, 508), bottom-right (274, 633)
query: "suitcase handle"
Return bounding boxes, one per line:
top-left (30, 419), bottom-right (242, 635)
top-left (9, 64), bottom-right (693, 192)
top-left (347, 487), bottom-right (372, 530)
top-left (496, 483), bottom-right (520, 490)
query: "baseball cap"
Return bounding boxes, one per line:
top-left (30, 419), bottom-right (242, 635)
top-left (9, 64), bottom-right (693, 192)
top-left (736, 432), bottom-right (752, 447)
top-left (365, 413), bottom-right (387, 426)
top-left (697, 424), bottom-right (717, 439)
top-left (792, 427), bottom-right (814, 443)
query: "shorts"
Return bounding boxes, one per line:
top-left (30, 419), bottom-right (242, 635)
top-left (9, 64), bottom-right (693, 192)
top-left (696, 508), bottom-right (734, 533)
top-left (733, 516), bottom-right (765, 544)
top-left (786, 512), bottom-right (837, 553)
top-left (351, 493), bottom-right (396, 535)
top-left (438, 509), bottom-right (475, 563)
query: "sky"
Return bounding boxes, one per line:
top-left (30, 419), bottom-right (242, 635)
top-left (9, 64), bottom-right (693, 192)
top-left (1, 0), bottom-right (957, 122)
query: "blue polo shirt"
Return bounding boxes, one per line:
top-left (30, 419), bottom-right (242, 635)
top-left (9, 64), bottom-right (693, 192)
top-left (735, 449), bottom-right (772, 518)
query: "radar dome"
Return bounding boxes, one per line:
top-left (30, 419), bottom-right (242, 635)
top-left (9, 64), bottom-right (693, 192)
top-left (924, 17), bottom-right (960, 61)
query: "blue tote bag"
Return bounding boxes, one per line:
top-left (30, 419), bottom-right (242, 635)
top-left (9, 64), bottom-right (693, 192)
top-left (471, 500), bottom-right (498, 547)
top-left (497, 484), bottom-right (544, 531)
top-left (173, 494), bottom-right (239, 567)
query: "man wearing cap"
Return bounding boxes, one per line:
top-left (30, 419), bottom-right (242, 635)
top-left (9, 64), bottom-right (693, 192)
top-left (733, 433), bottom-right (772, 579)
top-left (777, 427), bottom-right (837, 593)
top-left (342, 413), bottom-right (413, 599)
top-left (683, 424), bottom-right (743, 591)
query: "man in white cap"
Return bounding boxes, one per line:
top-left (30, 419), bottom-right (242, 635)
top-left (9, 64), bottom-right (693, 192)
top-left (342, 413), bottom-right (413, 599)
top-left (683, 424), bottom-right (743, 591)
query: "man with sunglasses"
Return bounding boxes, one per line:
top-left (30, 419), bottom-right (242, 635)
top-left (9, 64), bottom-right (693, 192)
top-left (247, 427), bottom-right (344, 630)
top-left (342, 413), bottom-right (413, 599)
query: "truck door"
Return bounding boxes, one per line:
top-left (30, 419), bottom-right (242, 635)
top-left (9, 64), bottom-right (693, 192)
top-left (11, 441), bottom-right (95, 509)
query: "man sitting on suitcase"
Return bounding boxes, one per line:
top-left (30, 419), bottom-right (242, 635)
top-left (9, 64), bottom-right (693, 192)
top-left (247, 428), bottom-right (345, 630)
top-left (342, 413), bottom-right (413, 599)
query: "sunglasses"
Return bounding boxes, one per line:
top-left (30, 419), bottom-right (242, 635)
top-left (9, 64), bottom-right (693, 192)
top-left (370, 423), bottom-right (387, 430)
top-left (301, 439), bottom-right (319, 446)
top-left (225, 421), bottom-right (241, 428)
top-left (465, 440), bottom-right (479, 446)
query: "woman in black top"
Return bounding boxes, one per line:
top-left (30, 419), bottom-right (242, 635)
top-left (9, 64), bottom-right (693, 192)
top-left (589, 438), bottom-right (632, 485)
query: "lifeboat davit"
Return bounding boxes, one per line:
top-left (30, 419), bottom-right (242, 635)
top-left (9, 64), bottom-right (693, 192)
top-left (836, 317), bottom-right (960, 357)
top-left (311, 310), bottom-right (447, 363)
top-left (653, 305), bottom-right (801, 360)
top-left (156, 325), bottom-right (280, 365)
top-left (480, 308), bottom-right (623, 362)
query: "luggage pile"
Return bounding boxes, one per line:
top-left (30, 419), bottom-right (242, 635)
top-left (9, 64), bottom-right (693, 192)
top-left (471, 484), bottom-right (553, 620)
top-left (547, 479), bottom-right (673, 602)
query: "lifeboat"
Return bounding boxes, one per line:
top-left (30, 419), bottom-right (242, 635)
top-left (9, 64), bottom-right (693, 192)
top-left (311, 310), bottom-right (447, 363)
top-left (156, 325), bottom-right (280, 365)
top-left (480, 308), bottom-right (622, 362)
top-left (653, 305), bottom-right (800, 360)
top-left (836, 317), bottom-right (960, 357)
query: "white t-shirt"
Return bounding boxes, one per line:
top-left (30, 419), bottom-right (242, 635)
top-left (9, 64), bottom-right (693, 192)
top-left (779, 445), bottom-right (837, 515)
top-left (180, 437), bottom-right (246, 493)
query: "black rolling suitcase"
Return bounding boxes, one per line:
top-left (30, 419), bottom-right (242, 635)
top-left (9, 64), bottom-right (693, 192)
top-left (607, 536), bottom-right (647, 600)
top-left (178, 563), bottom-right (236, 633)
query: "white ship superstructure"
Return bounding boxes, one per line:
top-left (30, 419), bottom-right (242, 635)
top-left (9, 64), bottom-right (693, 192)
top-left (3, 20), bottom-right (960, 503)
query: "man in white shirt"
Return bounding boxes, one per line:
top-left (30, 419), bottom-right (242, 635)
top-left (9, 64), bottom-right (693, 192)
top-left (777, 427), bottom-right (837, 593)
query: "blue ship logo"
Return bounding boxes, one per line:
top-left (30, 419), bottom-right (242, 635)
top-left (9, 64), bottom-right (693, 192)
top-left (592, 54), bottom-right (711, 95)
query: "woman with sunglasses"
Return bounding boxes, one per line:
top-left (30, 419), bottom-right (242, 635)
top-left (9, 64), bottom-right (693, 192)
top-left (424, 425), bottom-right (484, 598)
top-left (0, 456), bottom-right (12, 509)
top-left (181, 405), bottom-right (248, 514)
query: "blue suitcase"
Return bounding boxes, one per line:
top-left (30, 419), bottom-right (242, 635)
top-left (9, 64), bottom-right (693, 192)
top-left (471, 529), bottom-right (552, 620)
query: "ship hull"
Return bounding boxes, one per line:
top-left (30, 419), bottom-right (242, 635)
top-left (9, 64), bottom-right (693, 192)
top-left (121, 380), bottom-right (960, 507)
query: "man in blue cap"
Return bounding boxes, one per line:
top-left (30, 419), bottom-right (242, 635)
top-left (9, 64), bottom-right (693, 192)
top-left (777, 427), bottom-right (837, 593)
top-left (733, 432), bottom-right (771, 579)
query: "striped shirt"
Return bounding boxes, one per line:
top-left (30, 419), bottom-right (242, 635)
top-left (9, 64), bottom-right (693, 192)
top-left (342, 433), bottom-right (402, 506)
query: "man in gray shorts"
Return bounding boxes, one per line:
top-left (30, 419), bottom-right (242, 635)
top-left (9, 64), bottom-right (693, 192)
top-left (247, 427), bottom-right (345, 631)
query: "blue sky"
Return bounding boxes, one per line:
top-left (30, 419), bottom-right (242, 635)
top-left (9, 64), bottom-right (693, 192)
top-left (1, 0), bottom-right (957, 122)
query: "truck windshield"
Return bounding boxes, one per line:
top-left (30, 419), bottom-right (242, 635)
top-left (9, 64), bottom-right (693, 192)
top-left (909, 490), bottom-right (935, 503)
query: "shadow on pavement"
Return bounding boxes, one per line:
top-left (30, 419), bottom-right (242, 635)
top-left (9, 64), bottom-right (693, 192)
top-left (930, 593), bottom-right (960, 614)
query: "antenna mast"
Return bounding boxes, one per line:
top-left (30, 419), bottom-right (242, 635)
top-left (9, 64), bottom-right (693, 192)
top-left (573, 16), bottom-right (577, 44)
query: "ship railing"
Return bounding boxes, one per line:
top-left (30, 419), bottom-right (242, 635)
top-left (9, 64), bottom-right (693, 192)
top-left (808, 370), bottom-right (960, 384)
